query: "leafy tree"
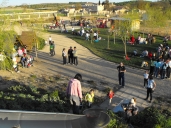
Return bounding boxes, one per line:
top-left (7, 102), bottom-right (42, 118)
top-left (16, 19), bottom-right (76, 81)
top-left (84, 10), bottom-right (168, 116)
top-left (116, 19), bottom-right (131, 56)
top-left (75, 3), bottom-right (82, 10)
top-left (143, 3), bottom-right (167, 28)
top-left (0, 10), bottom-right (16, 70)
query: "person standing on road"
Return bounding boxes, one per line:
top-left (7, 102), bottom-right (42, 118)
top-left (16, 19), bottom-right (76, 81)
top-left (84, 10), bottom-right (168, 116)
top-left (52, 41), bottom-right (55, 55)
top-left (107, 89), bottom-right (115, 105)
top-left (117, 62), bottom-right (126, 88)
top-left (49, 36), bottom-right (52, 45)
top-left (66, 73), bottom-right (83, 114)
top-left (73, 47), bottom-right (78, 66)
top-left (149, 58), bottom-right (156, 75)
top-left (144, 75), bottom-right (156, 103)
top-left (143, 70), bottom-right (149, 87)
top-left (62, 48), bottom-right (67, 65)
top-left (68, 46), bottom-right (73, 64)
top-left (49, 42), bottom-right (55, 56)
top-left (166, 58), bottom-right (171, 79)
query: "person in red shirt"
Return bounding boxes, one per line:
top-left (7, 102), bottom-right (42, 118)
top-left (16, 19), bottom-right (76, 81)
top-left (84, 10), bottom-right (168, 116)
top-left (130, 35), bottom-right (135, 45)
top-left (108, 89), bottom-right (115, 105)
top-left (148, 51), bottom-right (153, 59)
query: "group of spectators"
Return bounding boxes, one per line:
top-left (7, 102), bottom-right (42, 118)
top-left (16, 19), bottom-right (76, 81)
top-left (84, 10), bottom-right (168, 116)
top-left (12, 45), bottom-right (34, 73)
top-left (149, 58), bottom-right (171, 79)
top-left (129, 33), bottom-right (156, 45)
top-left (71, 26), bottom-right (100, 42)
top-left (62, 46), bottom-right (78, 66)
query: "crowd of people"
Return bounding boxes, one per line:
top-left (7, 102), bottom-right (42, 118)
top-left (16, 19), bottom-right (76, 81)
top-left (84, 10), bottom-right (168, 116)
top-left (71, 26), bottom-right (100, 42)
top-left (62, 46), bottom-right (78, 65)
top-left (128, 33), bottom-right (156, 45)
top-left (12, 45), bottom-right (34, 73)
top-left (47, 26), bottom-right (170, 119)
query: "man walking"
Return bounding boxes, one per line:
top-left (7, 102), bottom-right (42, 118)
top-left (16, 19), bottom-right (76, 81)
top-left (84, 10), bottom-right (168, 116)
top-left (117, 62), bottom-right (126, 88)
top-left (73, 47), bottom-right (78, 65)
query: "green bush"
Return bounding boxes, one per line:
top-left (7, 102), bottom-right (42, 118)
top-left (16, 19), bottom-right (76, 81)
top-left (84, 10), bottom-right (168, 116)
top-left (49, 90), bottom-right (59, 101)
top-left (0, 31), bottom-right (16, 70)
top-left (106, 110), bottom-right (128, 128)
top-left (0, 85), bottom-right (70, 112)
top-left (131, 107), bottom-right (171, 128)
top-left (37, 37), bottom-right (45, 50)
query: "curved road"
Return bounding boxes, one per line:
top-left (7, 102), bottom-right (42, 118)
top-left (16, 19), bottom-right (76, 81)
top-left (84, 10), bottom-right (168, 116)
top-left (34, 32), bottom-right (171, 110)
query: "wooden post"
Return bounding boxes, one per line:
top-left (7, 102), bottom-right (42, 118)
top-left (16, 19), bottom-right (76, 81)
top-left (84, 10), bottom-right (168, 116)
top-left (107, 35), bottom-right (109, 49)
top-left (114, 32), bottom-right (115, 44)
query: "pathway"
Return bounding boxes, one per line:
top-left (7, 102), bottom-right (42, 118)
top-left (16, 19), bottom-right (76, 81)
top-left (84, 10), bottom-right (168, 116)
top-left (14, 25), bottom-right (171, 111)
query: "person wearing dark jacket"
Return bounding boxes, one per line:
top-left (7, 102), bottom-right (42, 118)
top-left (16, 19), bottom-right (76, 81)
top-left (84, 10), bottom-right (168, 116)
top-left (117, 62), bottom-right (126, 88)
top-left (68, 46), bottom-right (73, 64)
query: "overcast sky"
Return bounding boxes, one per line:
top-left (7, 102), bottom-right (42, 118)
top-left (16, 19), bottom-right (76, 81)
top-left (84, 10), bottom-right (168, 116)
top-left (2, 0), bottom-right (155, 6)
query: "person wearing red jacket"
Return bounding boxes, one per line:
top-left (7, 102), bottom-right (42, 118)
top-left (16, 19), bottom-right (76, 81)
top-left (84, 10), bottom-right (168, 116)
top-left (108, 89), bottom-right (115, 105)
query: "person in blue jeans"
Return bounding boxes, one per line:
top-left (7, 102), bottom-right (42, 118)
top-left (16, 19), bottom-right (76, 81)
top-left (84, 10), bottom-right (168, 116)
top-left (161, 62), bottom-right (167, 79)
top-left (117, 62), bottom-right (126, 88)
top-left (154, 59), bottom-right (161, 78)
top-left (144, 75), bottom-right (156, 103)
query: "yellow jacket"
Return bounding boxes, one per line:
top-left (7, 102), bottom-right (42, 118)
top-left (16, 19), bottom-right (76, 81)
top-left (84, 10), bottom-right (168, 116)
top-left (85, 93), bottom-right (94, 103)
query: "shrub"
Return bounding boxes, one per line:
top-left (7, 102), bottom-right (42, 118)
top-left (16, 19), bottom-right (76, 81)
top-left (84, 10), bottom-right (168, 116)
top-left (49, 90), bottom-right (59, 101)
top-left (0, 85), bottom-right (70, 113)
top-left (131, 107), bottom-right (171, 128)
top-left (37, 37), bottom-right (45, 50)
top-left (106, 110), bottom-right (128, 128)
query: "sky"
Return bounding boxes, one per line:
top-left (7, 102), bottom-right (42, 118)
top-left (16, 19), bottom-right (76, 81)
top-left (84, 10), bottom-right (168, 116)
top-left (1, 0), bottom-right (155, 6)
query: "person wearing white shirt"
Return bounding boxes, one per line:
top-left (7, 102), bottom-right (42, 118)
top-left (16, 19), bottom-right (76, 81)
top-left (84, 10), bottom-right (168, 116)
top-left (144, 75), bottom-right (156, 103)
top-left (71, 27), bottom-right (75, 34)
top-left (93, 32), bottom-right (97, 40)
top-left (62, 48), bottom-right (67, 65)
top-left (49, 36), bottom-right (52, 45)
top-left (143, 71), bottom-right (149, 87)
top-left (85, 32), bottom-right (90, 41)
top-left (81, 29), bottom-right (84, 36)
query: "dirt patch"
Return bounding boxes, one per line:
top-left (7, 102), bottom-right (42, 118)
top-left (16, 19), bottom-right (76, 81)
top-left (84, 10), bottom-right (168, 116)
top-left (0, 60), bottom-right (113, 108)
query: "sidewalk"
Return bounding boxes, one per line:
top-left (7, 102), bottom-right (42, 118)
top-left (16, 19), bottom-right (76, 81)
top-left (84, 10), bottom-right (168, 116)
top-left (100, 84), bottom-right (150, 111)
top-left (14, 25), bottom-right (171, 113)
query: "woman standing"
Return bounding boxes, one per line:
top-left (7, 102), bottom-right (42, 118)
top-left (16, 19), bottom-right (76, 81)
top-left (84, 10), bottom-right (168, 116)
top-left (66, 73), bottom-right (82, 114)
top-left (149, 58), bottom-right (156, 75)
top-left (62, 48), bottom-right (67, 65)
top-left (144, 75), bottom-right (156, 103)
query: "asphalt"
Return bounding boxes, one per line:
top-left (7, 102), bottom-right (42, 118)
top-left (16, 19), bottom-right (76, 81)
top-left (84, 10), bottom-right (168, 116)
top-left (15, 25), bottom-right (171, 112)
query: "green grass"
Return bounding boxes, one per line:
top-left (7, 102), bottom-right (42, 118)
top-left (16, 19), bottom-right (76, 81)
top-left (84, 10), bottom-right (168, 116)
top-left (49, 28), bottom-right (167, 68)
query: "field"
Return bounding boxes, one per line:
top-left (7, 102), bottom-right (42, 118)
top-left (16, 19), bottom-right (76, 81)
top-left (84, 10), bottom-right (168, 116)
top-left (50, 28), bottom-right (166, 69)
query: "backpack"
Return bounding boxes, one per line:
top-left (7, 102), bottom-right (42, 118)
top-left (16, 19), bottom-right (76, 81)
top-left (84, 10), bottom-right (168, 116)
top-left (50, 45), bottom-right (54, 50)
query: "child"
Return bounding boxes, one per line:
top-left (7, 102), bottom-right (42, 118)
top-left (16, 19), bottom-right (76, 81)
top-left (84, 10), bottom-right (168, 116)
top-left (85, 89), bottom-right (94, 108)
top-left (143, 70), bottom-right (149, 87)
top-left (108, 89), bottom-right (114, 105)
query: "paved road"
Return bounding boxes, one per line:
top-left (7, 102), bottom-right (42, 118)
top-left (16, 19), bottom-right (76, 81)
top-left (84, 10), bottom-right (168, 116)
top-left (31, 32), bottom-right (171, 111)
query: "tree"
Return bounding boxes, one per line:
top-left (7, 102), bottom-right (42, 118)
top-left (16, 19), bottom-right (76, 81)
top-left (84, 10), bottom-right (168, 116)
top-left (75, 3), bottom-right (82, 10)
top-left (89, 18), bottom-right (99, 44)
top-left (104, 0), bottom-right (110, 11)
top-left (22, 3), bottom-right (28, 12)
top-left (117, 20), bottom-right (131, 56)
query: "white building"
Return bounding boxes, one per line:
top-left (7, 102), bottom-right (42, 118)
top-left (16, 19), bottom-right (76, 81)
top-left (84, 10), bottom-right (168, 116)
top-left (82, 2), bottom-right (104, 12)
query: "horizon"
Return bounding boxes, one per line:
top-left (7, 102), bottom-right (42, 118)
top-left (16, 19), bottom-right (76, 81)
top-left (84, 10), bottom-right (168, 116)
top-left (1, 0), bottom-right (155, 6)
